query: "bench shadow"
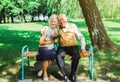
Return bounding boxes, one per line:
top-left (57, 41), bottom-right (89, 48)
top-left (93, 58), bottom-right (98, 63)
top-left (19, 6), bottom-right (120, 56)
top-left (34, 61), bottom-right (71, 81)
top-left (15, 60), bottom-right (84, 82)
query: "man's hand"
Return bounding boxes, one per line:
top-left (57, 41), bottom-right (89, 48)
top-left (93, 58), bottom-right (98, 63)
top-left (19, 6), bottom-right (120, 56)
top-left (80, 49), bottom-right (90, 56)
top-left (81, 49), bottom-right (87, 54)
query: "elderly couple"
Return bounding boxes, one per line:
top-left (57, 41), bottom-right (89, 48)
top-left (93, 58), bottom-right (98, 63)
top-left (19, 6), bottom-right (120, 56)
top-left (36, 14), bottom-right (86, 82)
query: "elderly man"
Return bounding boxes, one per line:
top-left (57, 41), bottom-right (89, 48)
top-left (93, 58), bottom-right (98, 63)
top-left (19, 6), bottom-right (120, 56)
top-left (56, 14), bottom-right (86, 82)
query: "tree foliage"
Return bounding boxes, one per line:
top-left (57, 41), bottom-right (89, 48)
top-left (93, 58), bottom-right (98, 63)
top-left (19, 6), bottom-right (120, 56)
top-left (96, 0), bottom-right (120, 18)
top-left (0, 0), bottom-right (120, 23)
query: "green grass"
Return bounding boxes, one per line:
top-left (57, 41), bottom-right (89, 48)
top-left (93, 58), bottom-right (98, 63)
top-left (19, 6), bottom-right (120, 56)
top-left (0, 23), bottom-right (42, 81)
top-left (103, 19), bottom-right (120, 45)
top-left (0, 19), bottom-right (120, 82)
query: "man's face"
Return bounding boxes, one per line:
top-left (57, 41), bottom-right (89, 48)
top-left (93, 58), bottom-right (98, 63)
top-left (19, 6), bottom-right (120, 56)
top-left (57, 16), bottom-right (67, 27)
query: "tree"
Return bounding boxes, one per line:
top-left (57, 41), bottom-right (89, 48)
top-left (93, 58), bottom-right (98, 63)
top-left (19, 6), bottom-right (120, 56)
top-left (0, 0), bottom-right (13, 23)
top-left (78, 0), bottom-right (118, 50)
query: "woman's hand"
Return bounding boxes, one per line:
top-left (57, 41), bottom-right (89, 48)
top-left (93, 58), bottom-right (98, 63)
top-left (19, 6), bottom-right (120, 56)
top-left (41, 29), bottom-right (46, 38)
top-left (53, 39), bottom-right (58, 43)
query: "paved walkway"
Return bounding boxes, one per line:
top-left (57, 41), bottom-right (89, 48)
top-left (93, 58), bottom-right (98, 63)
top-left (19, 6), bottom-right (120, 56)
top-left (18, 62), bottom-right (107, 82)
top-left (18, 76), bottom-right (107, 82)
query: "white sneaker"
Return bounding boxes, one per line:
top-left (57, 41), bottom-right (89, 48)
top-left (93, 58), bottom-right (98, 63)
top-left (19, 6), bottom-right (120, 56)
top-left (38, 70), bottom-right (42, 77)
top-left (43, 75), bottom-right (48, 81)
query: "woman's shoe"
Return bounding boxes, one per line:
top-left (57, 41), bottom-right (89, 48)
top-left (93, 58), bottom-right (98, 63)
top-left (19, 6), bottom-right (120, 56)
top-left (38, 70), bottom-right (42, 77)
top-left (43, 75), bottom-right (48, 81)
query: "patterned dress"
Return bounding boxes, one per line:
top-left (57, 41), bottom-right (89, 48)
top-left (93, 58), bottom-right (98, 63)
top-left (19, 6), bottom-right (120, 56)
top-left (36, 26), bottom-right (58, 61)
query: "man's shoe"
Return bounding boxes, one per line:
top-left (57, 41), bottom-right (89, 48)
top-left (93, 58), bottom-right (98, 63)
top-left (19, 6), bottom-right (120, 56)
top-left (62, 76), bottom-right (68, 82)
top-left (69, 75), bottom-right (77, 82)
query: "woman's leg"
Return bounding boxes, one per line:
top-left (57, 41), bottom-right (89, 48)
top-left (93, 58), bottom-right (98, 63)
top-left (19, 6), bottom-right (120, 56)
top-left (48, 60), bottom-right (52, 66)
top-left (42, 60), bottom-right (49, 81)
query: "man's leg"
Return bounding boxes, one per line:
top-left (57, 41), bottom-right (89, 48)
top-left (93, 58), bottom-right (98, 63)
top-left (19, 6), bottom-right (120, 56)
top-left (69, 57), bottom-right (80, 82)
top-left (69, 47), bottom-right (80, 82)
top-left (56, 50), bottom-right (68, 81)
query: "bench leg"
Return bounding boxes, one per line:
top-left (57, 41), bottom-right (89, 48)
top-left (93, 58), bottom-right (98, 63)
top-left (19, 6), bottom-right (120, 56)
top-left (89, 45), bottom-right (94, 80)
top-left (22, 50), bottom-right (24, 80)
top-left (21, 45), bottom-right (29, 80)
top-left (89, 55), bottom-right (94, 80)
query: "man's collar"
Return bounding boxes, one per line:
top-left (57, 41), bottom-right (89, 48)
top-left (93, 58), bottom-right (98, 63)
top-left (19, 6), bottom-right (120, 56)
top-left (65, 23), bottom-right (68, 28)
top-left (59, 23), bottom-right (68, 28)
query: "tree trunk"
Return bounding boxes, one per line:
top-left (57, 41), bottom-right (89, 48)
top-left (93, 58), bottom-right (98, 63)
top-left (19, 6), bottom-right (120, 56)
top-left (0, 12), bottom-right (2, 23)
top-left (78, 0), bottom-right (118, 50)
top-left (23, 13), bottom-right (27, 23)
top-left (10, 14), bottom-right (14, 23)
top-left (2, 8), bottom-right (6, 23)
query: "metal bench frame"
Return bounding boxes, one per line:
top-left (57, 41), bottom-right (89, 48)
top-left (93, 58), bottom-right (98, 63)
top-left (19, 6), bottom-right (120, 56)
top-left (21, 45), bottom-right (94, 80)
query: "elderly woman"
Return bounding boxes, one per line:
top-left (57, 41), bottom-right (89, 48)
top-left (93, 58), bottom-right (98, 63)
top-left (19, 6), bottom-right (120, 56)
top-left (36, 14), bottom-right (58, 81)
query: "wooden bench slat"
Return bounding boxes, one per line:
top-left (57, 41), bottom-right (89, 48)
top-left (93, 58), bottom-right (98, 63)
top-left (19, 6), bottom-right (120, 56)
top-left (24, 52), bottom-right (38, 57)
top-left (80, 52), bottom-right (90, 56)
top-left (24, 51), bottom-right (90, 57)
top-left (66, 52), bottom-right (90, 57)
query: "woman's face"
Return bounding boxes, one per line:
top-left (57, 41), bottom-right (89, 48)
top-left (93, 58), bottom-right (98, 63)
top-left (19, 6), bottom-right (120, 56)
top-left (50, 19), bottom-right (58, 29)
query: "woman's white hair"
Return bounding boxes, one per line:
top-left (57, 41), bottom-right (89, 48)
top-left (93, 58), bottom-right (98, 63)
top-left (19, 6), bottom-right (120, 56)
top-left (48, 14), bottom-right (57, 23)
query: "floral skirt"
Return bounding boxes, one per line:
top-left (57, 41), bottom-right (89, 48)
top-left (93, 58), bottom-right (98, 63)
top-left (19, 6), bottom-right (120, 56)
top-left (36, 47), bottom-right (56, 61)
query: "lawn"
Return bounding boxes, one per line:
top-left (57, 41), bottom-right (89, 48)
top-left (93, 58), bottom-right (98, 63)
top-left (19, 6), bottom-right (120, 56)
top-left (0, 19), bottom-right (120, 82)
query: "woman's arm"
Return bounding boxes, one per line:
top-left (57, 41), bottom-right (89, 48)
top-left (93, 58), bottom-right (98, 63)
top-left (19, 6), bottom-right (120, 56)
top-left (39, 29), bottom-right (57, 46)
top-left (40, 36), bottom-right (55, 46)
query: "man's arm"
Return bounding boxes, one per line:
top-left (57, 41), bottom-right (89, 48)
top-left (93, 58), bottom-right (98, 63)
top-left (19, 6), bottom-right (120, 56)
top-left (73, 24), bottom-right (86, 50)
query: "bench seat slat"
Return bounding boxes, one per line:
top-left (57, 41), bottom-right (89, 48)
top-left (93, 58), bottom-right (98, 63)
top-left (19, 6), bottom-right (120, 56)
top-left (24, 51), bottom-right (90, 57)
top-left (24, 52), bottom-right (38, 57)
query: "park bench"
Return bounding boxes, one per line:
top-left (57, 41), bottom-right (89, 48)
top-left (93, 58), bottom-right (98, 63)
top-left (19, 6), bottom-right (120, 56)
top-left (21, 44), bottom-right (94, 81)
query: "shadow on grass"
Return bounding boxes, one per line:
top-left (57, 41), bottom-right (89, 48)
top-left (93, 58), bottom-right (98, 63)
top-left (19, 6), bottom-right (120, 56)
top-left (0, 28), bottom-right (40, 64)
top-left (0, 27), bottom-right (40, 82)
top-left (106, 27), bottom-right (120, 31)
top-left (105, 19), bottom-right (120, 23)
top-left (9, 61), bottom-right (72, 82)
top-left (94, 49), bottom-right (120, 82)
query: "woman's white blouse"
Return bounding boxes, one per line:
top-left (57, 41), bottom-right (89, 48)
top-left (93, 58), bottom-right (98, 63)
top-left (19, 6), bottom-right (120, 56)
top-left (39, 26), bottom-right (58, 49)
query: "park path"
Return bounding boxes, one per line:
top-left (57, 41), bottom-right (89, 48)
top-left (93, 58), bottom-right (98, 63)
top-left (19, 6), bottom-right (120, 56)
top-left (32, 76), bottom-right (107, 82)
top-left (18, 75), bottom-right (106, 82)
top-left (18, 62), bottom-right (107, 82)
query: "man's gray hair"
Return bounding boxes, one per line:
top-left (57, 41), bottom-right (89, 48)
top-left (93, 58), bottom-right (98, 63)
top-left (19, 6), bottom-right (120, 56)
top-left (58, 14), bottom-right (67, 21)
